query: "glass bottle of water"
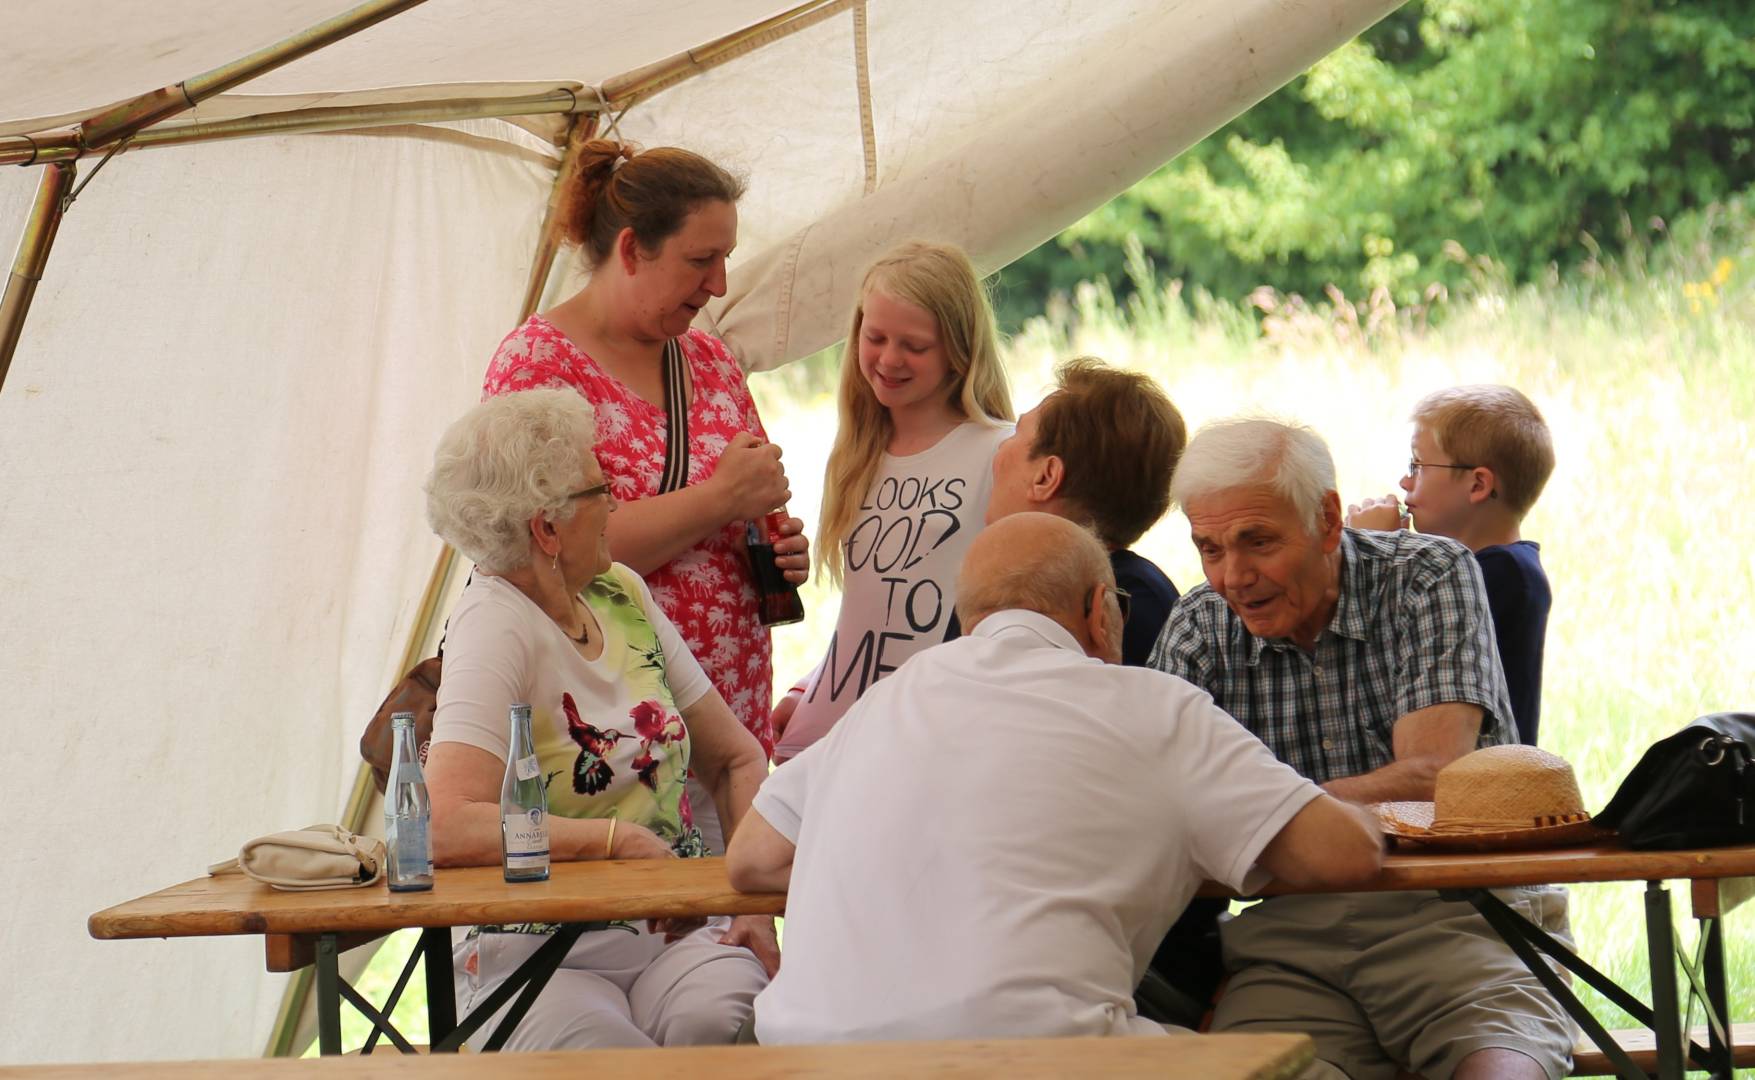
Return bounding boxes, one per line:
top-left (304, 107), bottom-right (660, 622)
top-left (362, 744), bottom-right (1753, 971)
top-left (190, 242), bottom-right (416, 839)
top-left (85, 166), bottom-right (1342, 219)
top-left (384, 712), bottom-right (434, 892)
top-left (500, 703), bottom-right (550, 883)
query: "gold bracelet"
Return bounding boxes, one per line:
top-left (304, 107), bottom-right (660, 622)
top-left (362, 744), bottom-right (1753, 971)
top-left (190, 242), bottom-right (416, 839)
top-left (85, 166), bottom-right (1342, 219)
top-left (605, 817), bottom-right (618, 859)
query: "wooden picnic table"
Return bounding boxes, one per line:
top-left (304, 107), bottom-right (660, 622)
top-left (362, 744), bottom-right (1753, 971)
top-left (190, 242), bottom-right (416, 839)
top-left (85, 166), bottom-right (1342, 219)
top-left (0, 1033), bottom-right (1315, 1080)
top-left (90, 844), bottom-right (1755, 1076)
top-left (92, 843), bottom-right (1755, 941)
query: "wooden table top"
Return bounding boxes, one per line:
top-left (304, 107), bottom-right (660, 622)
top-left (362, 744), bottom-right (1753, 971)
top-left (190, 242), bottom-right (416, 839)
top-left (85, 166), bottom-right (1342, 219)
top-left (92, 844), bottom-right (1755, 943)
top-left (1197, 842), bottom-right (1755, 898)
top-left (90, 857), bottom-right (784, 940)
top-left (0, 1033), bottom-right (1314, 1080)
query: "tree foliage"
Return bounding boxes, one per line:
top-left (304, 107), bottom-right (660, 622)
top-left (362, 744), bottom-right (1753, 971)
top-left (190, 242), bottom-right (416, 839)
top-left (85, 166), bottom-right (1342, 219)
top-left (996, 0), bottom-right (1755, 326)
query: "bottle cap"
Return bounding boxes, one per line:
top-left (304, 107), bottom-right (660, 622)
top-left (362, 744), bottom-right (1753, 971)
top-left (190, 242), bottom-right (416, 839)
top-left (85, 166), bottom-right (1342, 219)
top-left (391, 711), bottom-right (415, 728)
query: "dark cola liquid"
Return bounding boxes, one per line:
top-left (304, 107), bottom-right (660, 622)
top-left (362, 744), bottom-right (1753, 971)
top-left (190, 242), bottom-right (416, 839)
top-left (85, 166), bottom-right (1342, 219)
top-left (747, 518), bottom-right (805, 626)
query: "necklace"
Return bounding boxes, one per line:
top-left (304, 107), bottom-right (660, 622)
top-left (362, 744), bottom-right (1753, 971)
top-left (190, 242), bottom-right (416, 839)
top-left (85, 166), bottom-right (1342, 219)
top-left (569, 598), bottom-right (591, 645)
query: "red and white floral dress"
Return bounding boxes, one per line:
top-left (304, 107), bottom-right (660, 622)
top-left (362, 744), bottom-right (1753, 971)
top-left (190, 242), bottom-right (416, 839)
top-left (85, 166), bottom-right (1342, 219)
top-left (482, 316), bottom-right (774, 757)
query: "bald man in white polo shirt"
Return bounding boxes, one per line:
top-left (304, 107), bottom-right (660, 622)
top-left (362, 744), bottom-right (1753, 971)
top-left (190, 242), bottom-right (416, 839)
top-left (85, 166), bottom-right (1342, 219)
top-left (727, 513), bottom-right (1385, 1044)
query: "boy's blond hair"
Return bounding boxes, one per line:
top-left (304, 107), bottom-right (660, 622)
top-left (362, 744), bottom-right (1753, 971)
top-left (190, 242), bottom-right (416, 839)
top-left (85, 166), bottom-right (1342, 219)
top-left (1411, 385), bottom-right (1554, 518)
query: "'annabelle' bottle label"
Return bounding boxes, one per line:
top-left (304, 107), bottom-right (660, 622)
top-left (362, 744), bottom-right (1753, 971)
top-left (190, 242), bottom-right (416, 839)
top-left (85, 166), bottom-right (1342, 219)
top-left (502, 807), bottom-right (549, 870)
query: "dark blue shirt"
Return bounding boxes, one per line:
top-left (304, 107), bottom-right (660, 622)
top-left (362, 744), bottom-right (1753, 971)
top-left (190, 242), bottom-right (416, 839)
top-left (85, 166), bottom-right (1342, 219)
top-left (1110, 548), bottom-right (1179, 668)
top-left (1476, 540), bottom-right (1550, 746)
top-left (1108, 549), bottom-right (1212, 1010)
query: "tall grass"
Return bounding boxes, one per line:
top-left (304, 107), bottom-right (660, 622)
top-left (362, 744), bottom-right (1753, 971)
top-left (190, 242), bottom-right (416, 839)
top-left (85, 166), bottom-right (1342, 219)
top-left (752, 201), bottom-right (1755, 1040)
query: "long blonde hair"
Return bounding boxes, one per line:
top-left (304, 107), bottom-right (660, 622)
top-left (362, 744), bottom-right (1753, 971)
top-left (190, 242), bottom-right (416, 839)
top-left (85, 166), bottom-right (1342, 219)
top-left (815, 241), bottom-right (1015, 586)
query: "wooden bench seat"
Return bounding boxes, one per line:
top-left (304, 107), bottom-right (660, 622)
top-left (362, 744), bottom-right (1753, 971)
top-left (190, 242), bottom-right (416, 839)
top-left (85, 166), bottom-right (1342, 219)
top-left (1570, 1023), bottom-right (1755, 1076)
top-left (0, 1035), bottom-right (1312, 1079)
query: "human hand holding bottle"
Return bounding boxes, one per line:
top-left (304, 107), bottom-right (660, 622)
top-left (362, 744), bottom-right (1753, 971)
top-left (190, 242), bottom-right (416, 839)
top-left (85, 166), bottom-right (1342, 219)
top-left (771, 512), bottom-right (810, 585)
top-left (710, 432), bottom-right (790, 522)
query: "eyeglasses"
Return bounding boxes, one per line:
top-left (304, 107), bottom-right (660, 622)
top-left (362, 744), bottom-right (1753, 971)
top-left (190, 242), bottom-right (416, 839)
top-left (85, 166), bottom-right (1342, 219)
top-left (1084, 583), bottom-right (1132, 625)
top-left (1405, 458), bottom-right (1477, 480)
top-left (568, 482), bottom-right (614, 501)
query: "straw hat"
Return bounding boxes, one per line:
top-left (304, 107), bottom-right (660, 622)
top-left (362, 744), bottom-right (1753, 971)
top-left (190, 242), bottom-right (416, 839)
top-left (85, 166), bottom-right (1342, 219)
top-left (1375, 745), bottom-right (1607, 851)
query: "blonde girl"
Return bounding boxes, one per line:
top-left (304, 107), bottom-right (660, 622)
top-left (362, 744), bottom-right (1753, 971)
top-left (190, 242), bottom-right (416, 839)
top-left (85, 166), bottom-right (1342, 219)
top-left (772, 241), bottom-right (1014, 759)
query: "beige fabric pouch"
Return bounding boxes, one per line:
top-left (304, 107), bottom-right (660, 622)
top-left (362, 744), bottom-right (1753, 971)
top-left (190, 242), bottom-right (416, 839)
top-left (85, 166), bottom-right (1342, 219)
top-left (208, 824), bottom-right (385, 891)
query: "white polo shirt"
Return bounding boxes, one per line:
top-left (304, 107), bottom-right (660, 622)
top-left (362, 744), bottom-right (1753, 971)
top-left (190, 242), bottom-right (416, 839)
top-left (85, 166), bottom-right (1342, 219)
top-left (751, 609), bottom-right (1323, 1044)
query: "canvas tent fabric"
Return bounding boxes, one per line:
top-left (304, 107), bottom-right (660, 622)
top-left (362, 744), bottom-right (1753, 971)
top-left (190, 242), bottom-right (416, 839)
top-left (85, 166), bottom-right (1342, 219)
top-left (0, 0), bottom-right (1401, 1063)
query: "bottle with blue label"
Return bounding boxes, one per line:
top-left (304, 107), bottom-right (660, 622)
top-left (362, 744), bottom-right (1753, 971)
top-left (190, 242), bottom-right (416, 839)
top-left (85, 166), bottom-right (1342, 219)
top-left (501, 703), bottom-right (551, 882)
top-left (384, 712), bottom-right (434, 892)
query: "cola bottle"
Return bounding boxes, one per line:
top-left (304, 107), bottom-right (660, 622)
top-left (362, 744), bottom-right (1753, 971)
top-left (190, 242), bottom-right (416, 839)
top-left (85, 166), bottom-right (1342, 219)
top-left (746, 509), bottom-right (805, 627)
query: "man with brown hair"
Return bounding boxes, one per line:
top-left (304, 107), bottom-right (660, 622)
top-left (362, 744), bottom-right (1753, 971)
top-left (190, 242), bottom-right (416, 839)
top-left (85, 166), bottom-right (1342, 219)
top-left (984, 359), bottom-right (1216, 1023)
top-left (985, 357), bottom-right (1188, 665)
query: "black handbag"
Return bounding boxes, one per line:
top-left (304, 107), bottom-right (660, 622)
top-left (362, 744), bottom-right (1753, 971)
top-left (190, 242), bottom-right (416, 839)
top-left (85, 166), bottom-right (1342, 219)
top-left (1595, 712), bottom-right (1755, 850)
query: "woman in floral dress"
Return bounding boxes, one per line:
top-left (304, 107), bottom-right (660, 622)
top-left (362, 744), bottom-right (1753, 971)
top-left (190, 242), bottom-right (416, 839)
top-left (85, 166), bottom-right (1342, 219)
top-left (483, 141), bottom-right (808, 848)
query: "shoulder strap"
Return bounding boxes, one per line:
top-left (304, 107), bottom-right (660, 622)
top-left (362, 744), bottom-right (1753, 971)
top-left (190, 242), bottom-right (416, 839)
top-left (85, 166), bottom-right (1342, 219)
top-left (436, 568), bottom-right (476, 661)
top-left (658, 337), bottom-right (690, 495)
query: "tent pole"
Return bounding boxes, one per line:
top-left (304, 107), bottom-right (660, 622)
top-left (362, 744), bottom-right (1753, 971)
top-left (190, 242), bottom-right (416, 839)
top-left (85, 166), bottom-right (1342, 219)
top-left (262, 113), bottom-right (596, 1057)
top-left (602, 0), bottom-right (852, 107)
top-left (519, 115), bottom-right (598, 318)
top-left (0, 89), bottom-right (597, 167)
top-left (81, 0), bottom-right (433, 150)
top-left (0, 161), bottom-right (76, 396)
top-left (0, 131), bottom-right (82, 167)
top-left (3, 0), bottom-right (840, 168)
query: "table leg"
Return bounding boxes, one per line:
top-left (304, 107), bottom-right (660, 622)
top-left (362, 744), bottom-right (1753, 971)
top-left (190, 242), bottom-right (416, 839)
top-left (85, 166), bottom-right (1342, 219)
top-left (360, 934), bottom-right (424, 1055)
top-left (336, 981), bottom-right (419, 1054)
top-left (432, 924), bottom-right (592, 1053)
top-left (423, 926), bottom-right (457, 1050)
top-left (1645, 882), bottom-right (1683, 1080)
top-left (315, 933), bottom-right (342, 1056)
top-left (1466, 891), bottom-right (1647, 1080)
top-left (1698, 915), bottom-right (1731, 1079)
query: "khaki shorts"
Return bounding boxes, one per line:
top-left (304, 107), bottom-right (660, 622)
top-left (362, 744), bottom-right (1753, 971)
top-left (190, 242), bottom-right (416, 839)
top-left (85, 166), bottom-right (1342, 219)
top-left (1211, 889), bottom-right (1576, 1080)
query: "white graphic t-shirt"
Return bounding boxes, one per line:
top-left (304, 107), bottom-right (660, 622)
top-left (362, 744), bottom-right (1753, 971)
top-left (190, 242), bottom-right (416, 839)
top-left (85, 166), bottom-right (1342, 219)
top-left (777, 420), bottom-right (1011, 759)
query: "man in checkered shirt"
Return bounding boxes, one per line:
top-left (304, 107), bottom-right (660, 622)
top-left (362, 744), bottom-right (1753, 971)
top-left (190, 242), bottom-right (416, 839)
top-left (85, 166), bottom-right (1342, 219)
top-left (1149, 418), bottom-right (1573, 1080)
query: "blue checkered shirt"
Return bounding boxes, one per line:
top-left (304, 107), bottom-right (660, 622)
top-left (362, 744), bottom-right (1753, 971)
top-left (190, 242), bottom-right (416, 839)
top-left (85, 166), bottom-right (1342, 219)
top-left (1148, 529), bottom-right (1515, 786)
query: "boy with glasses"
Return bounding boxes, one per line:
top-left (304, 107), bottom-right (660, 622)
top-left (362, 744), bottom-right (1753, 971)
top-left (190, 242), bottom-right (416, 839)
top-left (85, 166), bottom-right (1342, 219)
top-left (1347, 384), bottom-right (1555, 745)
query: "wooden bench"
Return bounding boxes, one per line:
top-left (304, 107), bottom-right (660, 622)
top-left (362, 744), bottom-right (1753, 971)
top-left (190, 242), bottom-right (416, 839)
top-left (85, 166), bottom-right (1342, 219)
top-left (0, 1034), bottom-right (1315, 1079)
top-left (1570, 1023), bottom-right (1755, 1075)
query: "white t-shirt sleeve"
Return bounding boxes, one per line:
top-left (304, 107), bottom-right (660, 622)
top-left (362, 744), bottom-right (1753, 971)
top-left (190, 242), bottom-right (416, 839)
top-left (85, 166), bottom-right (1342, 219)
top-left (629, 569), bottom-right (713, 710)
top-left (1173, 691), bottom-right (1324, 893)
top-left (431, 587), bottom-right (535, 763)
top-left (752, 741), bottom-right (817, 843)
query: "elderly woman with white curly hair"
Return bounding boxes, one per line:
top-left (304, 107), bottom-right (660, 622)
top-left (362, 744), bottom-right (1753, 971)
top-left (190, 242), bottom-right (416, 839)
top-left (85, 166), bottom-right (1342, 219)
top-left (423, 388), bottom-right (774, 1052)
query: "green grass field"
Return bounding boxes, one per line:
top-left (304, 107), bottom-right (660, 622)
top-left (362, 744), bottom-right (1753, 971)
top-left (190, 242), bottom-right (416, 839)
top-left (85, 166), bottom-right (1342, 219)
top-left (331, 207), bottom-right (1752, 1059)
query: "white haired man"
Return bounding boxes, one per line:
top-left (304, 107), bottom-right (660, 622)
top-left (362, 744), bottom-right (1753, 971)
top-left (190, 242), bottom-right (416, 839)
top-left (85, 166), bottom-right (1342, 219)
top-left (1150, 418), bottom-right (1572, 1080)
top-left (726, 512), bottom-right (1383, 1044)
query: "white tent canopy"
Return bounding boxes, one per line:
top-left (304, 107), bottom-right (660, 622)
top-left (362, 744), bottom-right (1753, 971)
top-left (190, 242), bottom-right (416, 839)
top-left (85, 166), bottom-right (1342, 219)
top-left (0, 0), bottom-right (1399, 1063)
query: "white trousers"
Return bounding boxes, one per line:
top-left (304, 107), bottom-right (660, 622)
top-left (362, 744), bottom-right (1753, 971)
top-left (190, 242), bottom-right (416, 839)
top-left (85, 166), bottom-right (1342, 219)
top-left (454, 916), bottom-right (767, 1051)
